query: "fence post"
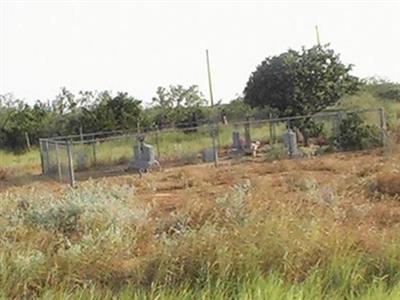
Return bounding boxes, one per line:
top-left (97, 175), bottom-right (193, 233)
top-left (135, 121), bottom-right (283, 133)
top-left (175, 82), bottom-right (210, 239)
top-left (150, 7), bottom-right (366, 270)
top-left (80, 126), bottom-right (84, 142)
top-left (334, 112), bottom-right (341, 136)
top-left (286, 118), bottom-right (291, 130)
top-left (39, 139), bottom-right (45, 175)
top-left (66, 141), bottom-right (75, 187)
top-left (271, 114), bottom-right (277, 144)
top-left (379, 107), bottom-right (387, 146)
top-left (55, 142), bottom-right (62, 182)
top-left (44, 140), bottom-right (50, 174)
top-left (155, 129), bottom-right (161, 160)
top-left (216, 121), bottom-right (221, 156)
top-left (92, 135), bottom-right (97, 166)
top-left (268, 113), bottom-right (273, 144)
top-left (212, 122), bottom-right (219, 167)
top-left (244, 117), bottom-right (251, 149)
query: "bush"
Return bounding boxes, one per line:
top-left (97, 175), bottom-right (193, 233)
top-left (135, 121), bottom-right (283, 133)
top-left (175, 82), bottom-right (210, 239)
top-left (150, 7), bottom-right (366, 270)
top-left (24, 203), bottom-right (82, 235)
top-left (332, 113), bottom-right (381, 151)
top-left (292, 119), bottom-right (326, 144)
top-left (264, 144), bottom-right (288, 161)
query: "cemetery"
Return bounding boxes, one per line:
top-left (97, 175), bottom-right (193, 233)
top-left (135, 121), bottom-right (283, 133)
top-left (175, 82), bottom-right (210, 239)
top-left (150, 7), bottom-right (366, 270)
top-left (39, 108), bottom-right (385, 186)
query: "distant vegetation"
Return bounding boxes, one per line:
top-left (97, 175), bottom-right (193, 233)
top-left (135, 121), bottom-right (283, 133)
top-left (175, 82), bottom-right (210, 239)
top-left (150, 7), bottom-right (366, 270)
top-left (1, 45), bottom-right (400, 153)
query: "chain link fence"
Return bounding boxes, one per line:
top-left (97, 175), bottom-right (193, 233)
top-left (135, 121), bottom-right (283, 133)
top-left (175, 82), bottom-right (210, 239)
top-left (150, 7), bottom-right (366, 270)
top-left (40, 108), bottom-right (386, 186)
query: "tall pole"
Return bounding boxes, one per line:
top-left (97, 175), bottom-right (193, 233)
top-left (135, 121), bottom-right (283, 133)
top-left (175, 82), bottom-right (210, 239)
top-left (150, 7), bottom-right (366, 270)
top-left (206, 49), bottom-right (214, 107)
top-left (315, 25), bottom-right (321, 45)
top-left (206, 49), bottom-right (218, 167)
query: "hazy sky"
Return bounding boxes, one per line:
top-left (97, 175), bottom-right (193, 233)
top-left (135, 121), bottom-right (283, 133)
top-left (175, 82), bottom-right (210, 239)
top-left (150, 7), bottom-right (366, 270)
top-left (1, 0), bottom-right (399, 105)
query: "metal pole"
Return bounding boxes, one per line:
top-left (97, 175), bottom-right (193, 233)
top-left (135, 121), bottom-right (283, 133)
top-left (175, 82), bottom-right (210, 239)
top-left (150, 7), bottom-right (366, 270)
top-left (39, 139), bottom-right (45, 175)
top-left (155, 129), bottom-right (161, 160)
top-left (315, 25), bottom-right (321, 45)
top-left (66, 141), bottom-right (75, 187)
top-left (379, 107), bottom-right (387, 146)
top-left (244, 117), bottom-right (251, 149)
top-left (268, 113), bottom-right (273, 144)
top-left (80, 125), bottom-right (84, 142)
top-left (92, 135), bottom-right (97, 166)
top-left (209, 123), bottom-right (218, 165)
top-left (55, 142), bottom-right (62, 182)
top-left (206, 49), bottom-right (214, 107)
top-left (206, 49), bottom-right (218, 166)
top-left (45, 140), bottom-right (50, 174)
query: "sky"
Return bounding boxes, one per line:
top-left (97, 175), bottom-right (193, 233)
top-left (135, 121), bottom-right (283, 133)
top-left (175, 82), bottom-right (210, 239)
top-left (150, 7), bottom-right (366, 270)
top-left (1, 0), bottom-right (400, 105)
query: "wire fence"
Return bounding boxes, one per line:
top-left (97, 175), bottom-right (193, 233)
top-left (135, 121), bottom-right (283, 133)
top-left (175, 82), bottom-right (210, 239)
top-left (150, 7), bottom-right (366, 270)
top-left (39, 108), bottom-right (387, 186)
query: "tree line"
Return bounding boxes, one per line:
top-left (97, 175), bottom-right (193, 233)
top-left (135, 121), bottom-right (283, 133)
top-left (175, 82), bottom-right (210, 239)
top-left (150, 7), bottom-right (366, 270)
top-left (0, 85), bottom-right (256, 152)
top-left (1, 45), bottom-right (399, 152)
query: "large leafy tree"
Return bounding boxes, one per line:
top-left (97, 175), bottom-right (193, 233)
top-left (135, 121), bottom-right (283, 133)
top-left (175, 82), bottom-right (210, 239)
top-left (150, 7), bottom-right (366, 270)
top-left (244, 45), bottom-right (360, 119)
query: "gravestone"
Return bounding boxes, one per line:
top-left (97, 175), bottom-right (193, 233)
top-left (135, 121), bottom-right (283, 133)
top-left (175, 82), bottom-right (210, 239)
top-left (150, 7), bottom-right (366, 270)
top-left (77, 153), bottom-right (88, 170)
top-left (128, 142), bottom-right (159, 171)
top-left (202, 148), bottom-right (216, 163)
top-left (231, 131), bottom-right (244, 155)
top-left (283, 129), bottom-right (299, 157)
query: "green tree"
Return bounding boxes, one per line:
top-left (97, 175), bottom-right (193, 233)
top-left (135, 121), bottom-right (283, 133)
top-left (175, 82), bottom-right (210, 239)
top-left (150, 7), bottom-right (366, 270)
top-left (218, 97), bottom-right (252, 122)
top-left (244, 45), bottom-right (360, 143)
top-left (151, 85), bottom-right (207, 127)
top-left (0, 96), bottom-right (55, 151)
top-left (80, 91), bottom-right (143, 132)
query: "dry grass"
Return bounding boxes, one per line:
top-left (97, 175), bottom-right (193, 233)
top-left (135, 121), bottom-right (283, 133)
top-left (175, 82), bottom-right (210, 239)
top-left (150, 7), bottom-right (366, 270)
top-left (0, 168), bottom-right (8, 180)
top-left (1, 149), bottom-right (400, 298)
top-left (375, 172), bottom-right (400, 196)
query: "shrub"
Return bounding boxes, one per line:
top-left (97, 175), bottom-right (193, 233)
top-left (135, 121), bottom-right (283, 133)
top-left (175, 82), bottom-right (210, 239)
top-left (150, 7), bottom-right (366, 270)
top-left (24, 203), bottom-right (82, 235)
top-left (264, 144), bottom-right (288, 161)
top-left (332, 113), bottom-right (381, 151)
top-left (292, 119), bottom-right (325, 142)
top-left (304, 120), bottom-right (325, 138)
